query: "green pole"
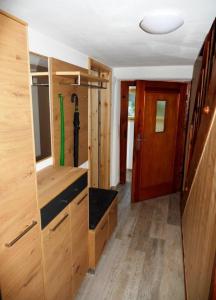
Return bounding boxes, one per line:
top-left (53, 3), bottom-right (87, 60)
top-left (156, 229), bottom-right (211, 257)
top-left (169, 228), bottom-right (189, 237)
top-left (59, 93), bottom-right (65, 166)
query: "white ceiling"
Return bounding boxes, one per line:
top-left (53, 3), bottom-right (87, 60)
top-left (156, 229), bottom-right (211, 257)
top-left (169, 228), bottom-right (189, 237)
top-left (1, 0), bottom-right (216, 67)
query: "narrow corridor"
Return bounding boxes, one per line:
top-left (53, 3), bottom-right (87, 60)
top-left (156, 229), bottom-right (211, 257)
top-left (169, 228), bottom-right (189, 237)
top-left (77, 175), bottom-right (185, 300)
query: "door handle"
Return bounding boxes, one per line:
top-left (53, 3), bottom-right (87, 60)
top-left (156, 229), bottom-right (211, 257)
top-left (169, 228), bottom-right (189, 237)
top-left (5, 220), bottom-right (37, 247)
top-left (136, 133), bottom-right (146, 150)
top-left (136, 133), bottom-right (146, 141)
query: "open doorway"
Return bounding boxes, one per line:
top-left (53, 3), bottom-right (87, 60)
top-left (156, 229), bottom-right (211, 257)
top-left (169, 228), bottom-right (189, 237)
top-left (120, 80), bottom-right (188, 203)
top-left (120, 81), bottom-right (136, 185)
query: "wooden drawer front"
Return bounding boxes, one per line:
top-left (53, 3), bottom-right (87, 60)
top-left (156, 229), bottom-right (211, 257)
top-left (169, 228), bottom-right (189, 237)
top-left (41, 173), bottom-right (87, 229)
top-left (71, 194), bottom-right (88, 296)
top-left (72, 217), bottom-right (88, 260)
top-left (71, 194), bottom-right (88, 260)
top-left (1, 223), bottom-right (44, 300)
top-left (42, 207), bottom-right (72, 300)
top-left (108, 197), bottom-right (118, 238)
top-left (70, 193), bottom-right (88, 229)
top-left (95, 214), bottom-right (109, 266)
top-left (72, 246), bottom-right (88, 298)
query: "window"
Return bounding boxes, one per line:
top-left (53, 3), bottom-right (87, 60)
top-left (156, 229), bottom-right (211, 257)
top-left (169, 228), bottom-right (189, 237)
top-left (128, 86), bottom-right (136, 119)
top-left (155, 100), bottom-right (166, 132)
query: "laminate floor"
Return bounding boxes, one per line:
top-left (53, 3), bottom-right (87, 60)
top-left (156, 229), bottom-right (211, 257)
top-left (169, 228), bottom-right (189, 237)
top-left (76, 173), bottom-right (185, 300)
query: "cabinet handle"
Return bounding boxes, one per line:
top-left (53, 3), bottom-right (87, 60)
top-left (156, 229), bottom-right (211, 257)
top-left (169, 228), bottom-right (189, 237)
top-left (77, 196), bottom-right (86, 206)
top-left (5, 220), bottom-right (37, 248)
top-left (50, 214), bottom-right (69, 232)
top-left (100, 221), bottom-right (107, 231)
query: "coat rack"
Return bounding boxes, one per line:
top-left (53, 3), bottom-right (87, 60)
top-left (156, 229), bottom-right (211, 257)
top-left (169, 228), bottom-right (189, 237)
top-left (30, 72), bottom-right (49, 86)
top-left (56, 71), bottom-right (109, 89)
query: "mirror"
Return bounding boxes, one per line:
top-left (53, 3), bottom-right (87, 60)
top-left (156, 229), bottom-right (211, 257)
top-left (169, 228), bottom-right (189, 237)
top-left (30, 52), bottom-right (51, 162)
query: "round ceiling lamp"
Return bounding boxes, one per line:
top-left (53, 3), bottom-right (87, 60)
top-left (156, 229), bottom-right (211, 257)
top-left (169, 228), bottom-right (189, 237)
top-left (140, 11), bottom-right (184, 34)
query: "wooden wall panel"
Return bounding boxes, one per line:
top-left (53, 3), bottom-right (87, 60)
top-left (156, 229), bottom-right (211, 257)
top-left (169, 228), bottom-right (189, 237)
top-left (0, 12), bottom-right (44, 299)
top-left (88, 58), bottom-right (112, 189)
top-left (89, 86), bottom-right (99, 187)
top-left (183, 58), bottom-right (202, 189)
top-left (182, 19), bottom-right (216, 211)
top-left (100, 72), bottom-right (111, 188)
top-left (182, 111), bottom-right (216, 300)
top-left (50, 58), bottom-right (88, 167)
top-left (209, 253), bottom-right (216, 300)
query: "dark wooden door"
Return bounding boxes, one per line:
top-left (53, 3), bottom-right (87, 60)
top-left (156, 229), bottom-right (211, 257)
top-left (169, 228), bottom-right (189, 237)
top-left (132, 81), bottom-right (187, 202)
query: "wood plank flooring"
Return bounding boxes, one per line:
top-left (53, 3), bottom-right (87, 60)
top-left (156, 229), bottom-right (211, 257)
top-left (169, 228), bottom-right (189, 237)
top-left (76, 174), bottom-right (185, 300)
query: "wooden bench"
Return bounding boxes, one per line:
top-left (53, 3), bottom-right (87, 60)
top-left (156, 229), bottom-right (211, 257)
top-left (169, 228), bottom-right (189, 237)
top-left (88, 188), bottom-right (118, 271)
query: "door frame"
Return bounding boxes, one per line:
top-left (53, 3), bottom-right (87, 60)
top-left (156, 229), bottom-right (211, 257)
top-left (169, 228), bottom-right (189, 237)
top-left (119, 80), bottom-right (136, 184)
top-left (132, 80), bottom-right (188, 202)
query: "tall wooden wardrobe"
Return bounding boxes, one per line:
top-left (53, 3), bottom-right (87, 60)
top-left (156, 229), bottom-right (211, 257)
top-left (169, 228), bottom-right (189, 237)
top-left (0, 11), bottom-right (45, 300)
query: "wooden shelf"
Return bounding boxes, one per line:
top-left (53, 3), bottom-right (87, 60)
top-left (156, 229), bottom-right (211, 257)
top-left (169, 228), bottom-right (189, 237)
top-left (89, 58), bottom-right (111, 73)
top-left (31, 72), bottom-right (49, 76)
top-left (37, 166), bottom-right (87, 208)
top-left (55, 71), bottom-right (109, 83)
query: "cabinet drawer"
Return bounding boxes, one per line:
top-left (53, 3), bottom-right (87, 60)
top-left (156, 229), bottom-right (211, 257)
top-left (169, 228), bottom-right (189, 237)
top-left (70, 192), bottom-right (88, 230)
top-left (41, 207), bottom-right (72, 300)
top-left (71, 194), bottom-right (88, 261)
top-left (71, 193), bottom-right (88, 296)
top-left (108, 197), bottom-right (118, 238)
top-left (41, 173), bottom-right (87, 229)
top-left (72, 217), bottom-right (88, 260)
top-left (95, 214), bottom-right (109, 266)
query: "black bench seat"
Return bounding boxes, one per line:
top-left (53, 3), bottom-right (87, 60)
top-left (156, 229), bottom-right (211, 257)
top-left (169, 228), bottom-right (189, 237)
top-left (89, 188), bottom-right (118, 230)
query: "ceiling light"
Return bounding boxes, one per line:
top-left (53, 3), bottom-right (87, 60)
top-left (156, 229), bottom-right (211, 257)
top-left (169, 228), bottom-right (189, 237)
top-left (140, 11), bottom-right (184, 34)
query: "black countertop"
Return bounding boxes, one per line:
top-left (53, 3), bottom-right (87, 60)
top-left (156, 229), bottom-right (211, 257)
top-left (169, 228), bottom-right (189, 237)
top-left (89, 188), bottom-right (118, 230)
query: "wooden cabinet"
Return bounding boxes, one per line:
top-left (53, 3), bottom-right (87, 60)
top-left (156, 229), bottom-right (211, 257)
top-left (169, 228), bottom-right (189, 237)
top-left (0, 224), bottom-right (44, 300)
top-left (37, 167), bottom-right (89, 300)
top-left (94, 214), bottom-right (109, 265)
top-left (0, 11), bottom-right (45, 300)
top-left (89, 195), bottom-right (118, 271)
top-left (41, 207), bottom-right (72, 300)
top-left (108, 197), bottom-right (118, 238)
top-left (89, 213), bottom-right (109, 270)
top-left (70, 191), bottom-right (89, 297)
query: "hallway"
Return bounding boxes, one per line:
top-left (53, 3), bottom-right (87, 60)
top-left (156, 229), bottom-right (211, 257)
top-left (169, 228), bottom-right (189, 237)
top-left (77, 177), bottom-right (185, 300)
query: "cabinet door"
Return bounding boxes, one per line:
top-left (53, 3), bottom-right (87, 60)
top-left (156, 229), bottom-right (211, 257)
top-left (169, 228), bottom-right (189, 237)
top-left (108, 197), bottom-right (118, 238)
top-left (0, 12), bottom-right (44, 300)
top-left (70, 193), bottom-right (88, 297)
top-left (41, 207), bottom-right (72, 300)
top-left (95, 214), bottom-right (109, 266)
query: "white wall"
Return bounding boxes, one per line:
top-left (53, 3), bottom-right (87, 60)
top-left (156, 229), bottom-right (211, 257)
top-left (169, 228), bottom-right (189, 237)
top-left (28, 28), bottom-right (88, 68)
top-left (110, 65), bottom-right (193, 187)
top-left (127, 120), bottom-right (134, 169)
top-left (110, 76), bottom-right (121, 187)
top-left (113, 65), bottom-right (193, 81)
